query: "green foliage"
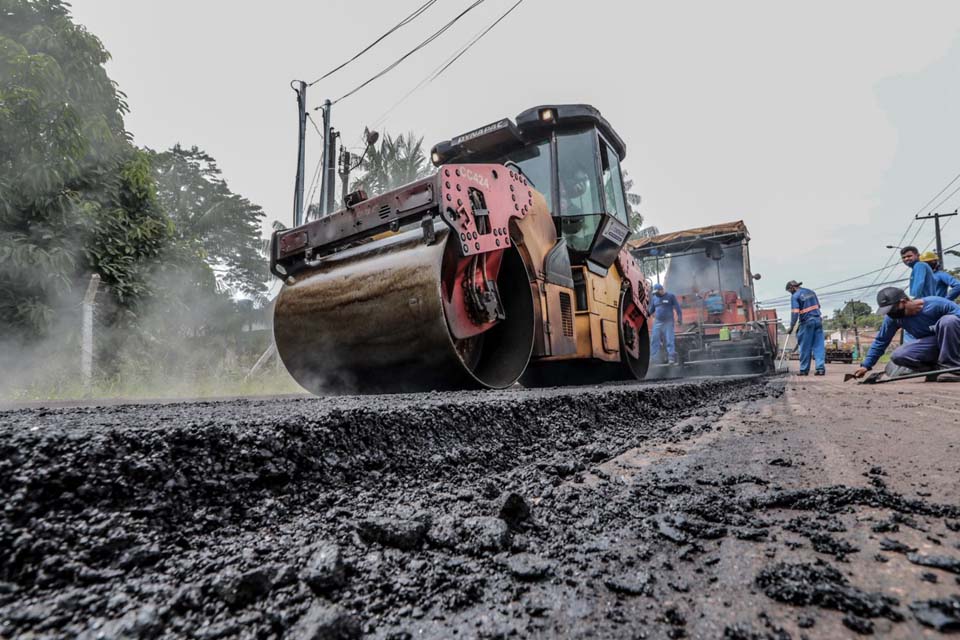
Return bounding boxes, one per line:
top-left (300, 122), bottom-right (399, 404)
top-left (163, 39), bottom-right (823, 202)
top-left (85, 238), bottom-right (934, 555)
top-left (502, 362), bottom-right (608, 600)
top-left (823, 300), bottom-right (882, 331)
top-left (150, 144), bottom-right (267, 301)
top-left (350, 131), bottom-right (431, 196)
top-left (0, 0), bottom-right (170, 337)
top-left (622, 170), bottom-right (646, 234)
top-left (946, 249), bottom-right (960, 280)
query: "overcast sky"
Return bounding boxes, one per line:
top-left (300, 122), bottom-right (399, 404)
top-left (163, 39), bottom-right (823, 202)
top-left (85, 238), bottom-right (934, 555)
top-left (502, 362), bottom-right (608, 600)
top-left (69, 0), bottom-right (960, 317)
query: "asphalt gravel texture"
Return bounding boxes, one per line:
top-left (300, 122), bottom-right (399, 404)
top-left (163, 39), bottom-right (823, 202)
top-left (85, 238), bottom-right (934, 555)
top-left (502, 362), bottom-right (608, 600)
top-left (1, 375), bottom-right (959, 639)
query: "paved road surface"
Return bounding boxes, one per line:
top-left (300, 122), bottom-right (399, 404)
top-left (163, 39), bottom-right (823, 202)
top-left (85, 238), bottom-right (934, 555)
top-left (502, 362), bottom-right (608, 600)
top-left (1, 369), bottom-right (958, 638)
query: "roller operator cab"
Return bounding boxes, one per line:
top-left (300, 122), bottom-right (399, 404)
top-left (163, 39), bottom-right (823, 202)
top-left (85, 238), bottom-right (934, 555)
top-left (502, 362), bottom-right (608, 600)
top-left (271, 104), bottom-right (650, 395)
top-left (431, 105), bottom-right (634, 271)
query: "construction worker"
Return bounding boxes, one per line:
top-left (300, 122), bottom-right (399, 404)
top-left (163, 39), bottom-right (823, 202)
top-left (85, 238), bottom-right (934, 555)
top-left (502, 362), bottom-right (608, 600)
top-left (852, 287), bottom-right (960, 380)
top-left (785, 280), bottom-right (825, 375)
top-left (901, 246), bottom-right (937, 298)
top-left (650, 283), bottom-right (682, 365)
top-left (919, 251), bottom-right (960, 300)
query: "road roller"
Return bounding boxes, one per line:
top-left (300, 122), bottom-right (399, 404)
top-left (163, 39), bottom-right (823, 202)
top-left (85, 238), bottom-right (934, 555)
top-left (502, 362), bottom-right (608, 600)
top-left (269, 104), bottom-right (651, 394)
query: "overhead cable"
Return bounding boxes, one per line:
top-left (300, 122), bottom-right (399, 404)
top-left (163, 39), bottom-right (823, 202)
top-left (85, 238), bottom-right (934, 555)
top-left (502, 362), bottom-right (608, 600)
top-left (308, 0), bottom-right (438, 87)
top-left (428, 0), bottom-right (525, 82)
top-left (863, 170), bottom-right (960, 292)
top-left (329, 0), bottom-right (488, 106)
top-left (369, 0), bottom-right (526, 131)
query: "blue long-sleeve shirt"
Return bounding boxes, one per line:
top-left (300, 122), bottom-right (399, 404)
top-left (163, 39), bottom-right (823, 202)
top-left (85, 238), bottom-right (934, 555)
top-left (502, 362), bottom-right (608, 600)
top-left (861, 296), bottom-right (960, 369)
top-left (932, 269), bottom-right (960, 300)
top-left (650, 292), bottom-right (683, 324)
top-left (788, 287), bottom-right (821, 331)
top-left (909, 261), bottom-right (937, 298)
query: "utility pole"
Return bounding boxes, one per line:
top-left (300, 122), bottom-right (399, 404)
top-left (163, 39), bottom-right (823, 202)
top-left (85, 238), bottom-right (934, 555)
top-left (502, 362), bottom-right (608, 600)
top-left (915, 209), bottom-right (958, 264)
top-left (325, 128), bottom-right (338, 214)
top-left (317, 99), bottom-right (334, 217)
top-left (848, 299), bottom-right (862, 357)
top-left (338, 145), bottom-right (352, 206)
top-left (291, 81), bottom-right (307, 227)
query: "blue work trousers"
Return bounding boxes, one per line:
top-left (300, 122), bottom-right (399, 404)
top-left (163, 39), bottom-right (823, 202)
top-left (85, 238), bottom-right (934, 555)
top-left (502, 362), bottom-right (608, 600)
top-left (796, 319), bottom-right (825, 373)
top-left (891, 315), bottom-right (960, 370)
top-left (651, 320), bottom-right (677, 363)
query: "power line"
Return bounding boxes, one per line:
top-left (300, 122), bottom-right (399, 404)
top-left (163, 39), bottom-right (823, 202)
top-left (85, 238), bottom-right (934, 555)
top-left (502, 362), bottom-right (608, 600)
top-left (942, 238), bottom-right (960, 253)
top-left (759, 274), bottom-right (910, 306)
top-left (428, 0), bottom-right (524, 81)
top-left (329, 0), bottom-right (488, 106)
top-left (860, 170), bottom-right (960, 292)
top-left (922, 215), bottom-right (954, 252)
top-left (307, 0), bottom-right (438, 87)
top-left (304, 114), bottom-right (325, 212)
top-left (761, 277), bottom-right (911, 312)
top-left (369, 0), bottom-right (526, 131)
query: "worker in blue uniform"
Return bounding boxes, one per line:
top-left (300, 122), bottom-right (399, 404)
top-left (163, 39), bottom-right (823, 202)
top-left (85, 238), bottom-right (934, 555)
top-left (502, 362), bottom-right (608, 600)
top-left (901, 246), bottom-right (937, 298)
top-left (920, 251), bottom-right (960, 300)
top-left (650, 283), bottom-right (683, 365)
top-left (785, 280), bottom-right (825, 376)
top-left (852, 287), bottom-right (960, 381)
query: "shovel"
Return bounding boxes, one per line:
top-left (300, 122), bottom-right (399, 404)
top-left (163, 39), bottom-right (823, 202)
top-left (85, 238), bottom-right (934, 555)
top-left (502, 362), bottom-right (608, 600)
top-left (777, 325), bottom-right (797, 371)
top-left (846, 365), bottom-right (960, 384)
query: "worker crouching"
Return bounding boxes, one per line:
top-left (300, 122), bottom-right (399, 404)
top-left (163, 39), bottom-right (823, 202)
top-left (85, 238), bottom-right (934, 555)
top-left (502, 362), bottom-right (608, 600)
top-left (650, 283), bottom-right (682, 365)
top-left (852, 287), bottom-right (960, 381)
top-left (785, 280), bottom-right (825, 376)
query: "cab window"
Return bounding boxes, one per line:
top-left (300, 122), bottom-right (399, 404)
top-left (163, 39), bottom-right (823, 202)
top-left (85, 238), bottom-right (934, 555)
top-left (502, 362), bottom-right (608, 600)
top-left (557, 129), bottom-right (601, 216)
top-left (600, 140), bottom-right (628, 224)
top-left (500, 138), bottom-right (553, 213)
top-left (557, 129), bottom-right (602, 252)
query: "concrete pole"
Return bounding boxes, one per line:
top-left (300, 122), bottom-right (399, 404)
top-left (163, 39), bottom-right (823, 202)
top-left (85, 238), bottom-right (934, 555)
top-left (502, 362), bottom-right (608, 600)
top-left (292, 81), bottom-right (307, 227)
top-left (916, 210), bottom-right (957, 264)
top-left (81, 274), bottom-right (101, 386)
top-left (319, 99), bottom-right (333, 216)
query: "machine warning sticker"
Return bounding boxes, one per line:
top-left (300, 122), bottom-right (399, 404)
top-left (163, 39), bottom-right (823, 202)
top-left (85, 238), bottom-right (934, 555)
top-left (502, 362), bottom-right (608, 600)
top-left (601, 219), bottom-right (629, 246)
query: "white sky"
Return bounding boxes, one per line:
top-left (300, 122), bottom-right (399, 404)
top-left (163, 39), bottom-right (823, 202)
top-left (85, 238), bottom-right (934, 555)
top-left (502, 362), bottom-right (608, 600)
top-left (69, 0), bottom-right (960, 318)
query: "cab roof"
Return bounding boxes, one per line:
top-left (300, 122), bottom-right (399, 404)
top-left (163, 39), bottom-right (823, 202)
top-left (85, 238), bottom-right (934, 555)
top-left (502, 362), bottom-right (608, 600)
top-left (628, 221), bottom-right (750, 254)
top-left (431, 103), bottom-right (626, 166)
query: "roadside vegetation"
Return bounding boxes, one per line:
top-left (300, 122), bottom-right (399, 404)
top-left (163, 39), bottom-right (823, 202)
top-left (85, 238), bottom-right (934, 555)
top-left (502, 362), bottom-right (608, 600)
top-left (0, 1), bottom-right (277, 400)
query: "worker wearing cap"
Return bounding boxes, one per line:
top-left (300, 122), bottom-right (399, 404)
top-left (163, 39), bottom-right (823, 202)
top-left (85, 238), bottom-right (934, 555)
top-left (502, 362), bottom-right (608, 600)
top-left (785, 280), bottom-right (826, 376)
top-left (919, 251), bottom-right (960, 300)
top-left (852, 287), bottom-right (960, 380)
top-left (650, 283), bottom-right (682, 365)
top-left (901, 246), bottom-right (937, 299)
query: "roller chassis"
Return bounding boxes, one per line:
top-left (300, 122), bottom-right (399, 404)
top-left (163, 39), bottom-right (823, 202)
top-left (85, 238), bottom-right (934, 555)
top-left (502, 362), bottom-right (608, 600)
top-left (271, 104), bottom-right (650, 395)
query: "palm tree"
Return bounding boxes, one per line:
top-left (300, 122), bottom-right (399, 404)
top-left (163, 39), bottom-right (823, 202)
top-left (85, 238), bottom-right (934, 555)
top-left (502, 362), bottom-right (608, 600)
top-left (351, 132), bottom-right (431, 196)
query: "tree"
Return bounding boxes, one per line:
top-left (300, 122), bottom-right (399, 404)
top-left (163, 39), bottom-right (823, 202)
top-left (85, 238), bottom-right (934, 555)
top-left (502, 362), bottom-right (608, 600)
top-left (622, 170), bottom-right (647, 235)
top-left (150, 145), bottom-right (267, 301)
top-left (0, 0), bottom-right (171, 338)
top-left (839, 300), bottom-right (872, 319)
top-left (350, 131), bottom-right (431, 196)
top-left (946, 249), bottom-right (960, 279)
top-left (823, 300), bottom-right (882, 331)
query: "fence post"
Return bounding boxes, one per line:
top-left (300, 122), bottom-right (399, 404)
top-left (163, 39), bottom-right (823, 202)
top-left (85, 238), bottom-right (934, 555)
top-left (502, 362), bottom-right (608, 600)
top-left (81, 274), bottom-right (101, 387)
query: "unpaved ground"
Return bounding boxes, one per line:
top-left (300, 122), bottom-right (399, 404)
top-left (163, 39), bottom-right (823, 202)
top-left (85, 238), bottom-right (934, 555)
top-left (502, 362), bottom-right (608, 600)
top-left (0, 370), bottom-right (958, 639)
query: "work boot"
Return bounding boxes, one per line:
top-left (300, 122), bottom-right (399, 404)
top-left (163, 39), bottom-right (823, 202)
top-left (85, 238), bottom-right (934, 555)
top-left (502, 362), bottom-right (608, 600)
top-left (797, 371), bottom-right (809, 376)
top-left (814, 370), bottom-right (825, 376)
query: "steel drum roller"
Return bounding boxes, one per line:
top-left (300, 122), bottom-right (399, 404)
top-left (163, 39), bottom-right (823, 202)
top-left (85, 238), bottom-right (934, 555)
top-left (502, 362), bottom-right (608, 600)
top-left (273, 226), bottom-right (535, 394)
